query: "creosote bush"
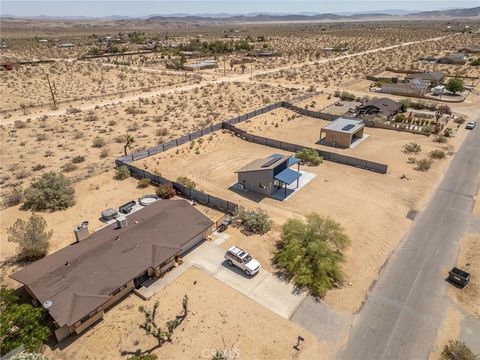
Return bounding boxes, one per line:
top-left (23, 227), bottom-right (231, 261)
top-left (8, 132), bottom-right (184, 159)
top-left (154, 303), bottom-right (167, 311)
top-left (296, 148), bottom-right (323, 166)
top-left (176, 176), bottom-right (196, 190)
top-left (23, 171), bottom-right (75, 212)
top-left (441, 340), bottom-right (477, 360)
top-left (234, 207), bottom-right (272, 235)
top-left (429, 150), bottom-right (446, 159)
top-left (137, 178), bottom-right (151, 188)
top-left (415, 158), bottom-right (432, 172)
top-left (3, 187), bottom-right (23, 207)
top-left (92, 136), bottom-right (106, 148)
top-left (403, 142), bottom-right (421, 154)
top-left (115, 165), bottom-right (130, 180)
top-left (155, 184), bottom-right (176, 199)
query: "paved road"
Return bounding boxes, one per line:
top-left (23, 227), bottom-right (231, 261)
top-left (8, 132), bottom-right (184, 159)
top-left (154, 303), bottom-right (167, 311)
top-left (338, 121), bottom-right (480, 360)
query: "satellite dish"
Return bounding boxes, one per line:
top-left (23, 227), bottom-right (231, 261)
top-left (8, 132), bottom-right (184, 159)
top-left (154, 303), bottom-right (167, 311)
top-left (43, 300), bottom-right (53, 310)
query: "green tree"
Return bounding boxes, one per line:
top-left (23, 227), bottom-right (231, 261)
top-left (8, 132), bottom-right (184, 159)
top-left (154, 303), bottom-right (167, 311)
top-left (0, 288), bottom-right (51, 354)
top-left (23, 172), bottom-right (75, 212)
top-left (445, 78), bottom-right (464, 95)
top-left (8, 214), bottom-right (52, 260)
top-left (274, 213), bottom-right (349, 297)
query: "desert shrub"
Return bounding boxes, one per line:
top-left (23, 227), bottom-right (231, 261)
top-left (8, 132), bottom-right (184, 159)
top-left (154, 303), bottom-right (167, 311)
top-left (430, 150), bottom-right (446, 159)
top-left (454, 117), bottom-right (466, 124)
top-left (407, 157), bottom-right (417, 164)
top-left (470, 58), bottom-right (480, 66)
top-left (61, 163), bottom-right (78, 172)
top-left (137, 178), bottom-right (151, 188)
top-left (296, 148), bottom-right (323, 166)
top-left (14, 120), bottom-right (27, 129)
top-left (433, 135), bottom-right (448, 143)
top-left (176, 176), bottom-right (196, 189)
top-left (11, 352), bottom-right (50, 360)
top-left (339, 91), bottom-right (355, 101)
top-left (155, 184), bottom-right (176, 199)
top-left (7, 214), bottom-right (52, 260)
top-left (100, 148), bottom-right (110, 158)
top-left (445, 78), bottom-right (464, 95)
top-left (92, 136), bottom-right (106, 148)
top-left (395, 114), bottom-right (406, 123)
top-left (156, 127), bottom-right (169, 137)
top-left (23, 172), bottom-right (75, 211)
top-left (415, 158), bottom-right (432, 172)
top-left (443, 128), bottom-right (453, 137)
top-left (0, 288), bottom-right (51, 354)
top-left (115, 165), bottom-right (130, 180)
top-left (72, 155), bottom-right (85, 163)
top-left (403, 142), bottom-right (421, 154)
top-left (441, 340), bottom-right (477, 360)
top-left (234, 207), bottom-right (272, 235)
top-left (3, 187), bottom-right (23, 207)
top-left (31, 164), bottom-right (45, 172)
top-left (274, 213), bottom-right (349, 297)
top-left (127, 355), bottom-right (158, 360)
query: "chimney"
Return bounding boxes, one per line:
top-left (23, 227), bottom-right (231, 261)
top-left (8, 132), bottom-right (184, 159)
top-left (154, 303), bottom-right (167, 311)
top-left (116, 215), bottom-right (128, 229)
top-left (74, 221), bottom-right (89, 242)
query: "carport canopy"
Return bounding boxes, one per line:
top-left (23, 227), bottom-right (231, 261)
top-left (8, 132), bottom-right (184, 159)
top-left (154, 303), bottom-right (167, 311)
top-left (274, 168), bottom-right (302, 185)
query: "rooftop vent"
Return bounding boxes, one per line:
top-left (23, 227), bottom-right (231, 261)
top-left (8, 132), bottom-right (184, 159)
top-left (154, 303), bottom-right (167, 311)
top-left (74, 221), bottom-right (89, 242)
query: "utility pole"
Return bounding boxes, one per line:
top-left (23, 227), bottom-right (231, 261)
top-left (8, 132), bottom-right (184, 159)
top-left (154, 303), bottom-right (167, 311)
top-left (44, 72), bottom-right (57, 109)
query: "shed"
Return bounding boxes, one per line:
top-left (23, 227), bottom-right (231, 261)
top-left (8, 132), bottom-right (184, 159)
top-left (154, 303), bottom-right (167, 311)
top-left (320, 118), bottom-right (365, 148)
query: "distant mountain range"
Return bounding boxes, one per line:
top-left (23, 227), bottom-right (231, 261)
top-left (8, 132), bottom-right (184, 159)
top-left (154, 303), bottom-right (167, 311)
top-left (2, 6), bottom-right (479, 21)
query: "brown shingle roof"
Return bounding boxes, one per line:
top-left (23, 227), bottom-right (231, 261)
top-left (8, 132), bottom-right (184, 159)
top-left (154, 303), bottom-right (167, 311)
top-left (361, 98), bottom-right (402, 116)
top-left (10, 199), bottom-right (213, 327)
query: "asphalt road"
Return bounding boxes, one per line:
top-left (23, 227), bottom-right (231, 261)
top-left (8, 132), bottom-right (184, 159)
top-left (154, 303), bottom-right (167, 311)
top-left (338, 122), bottom-right (480, 360)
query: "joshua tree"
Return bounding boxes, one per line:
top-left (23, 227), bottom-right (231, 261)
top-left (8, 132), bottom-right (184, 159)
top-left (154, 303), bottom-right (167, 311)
top-left (123, 134), bottom-right (135, 156)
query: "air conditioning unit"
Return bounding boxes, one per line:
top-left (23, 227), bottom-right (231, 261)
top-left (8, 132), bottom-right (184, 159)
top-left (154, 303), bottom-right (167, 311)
top-left (74, 221), bottom-right (90, 242)
top-left (116, 216), bottom-right (128, 229)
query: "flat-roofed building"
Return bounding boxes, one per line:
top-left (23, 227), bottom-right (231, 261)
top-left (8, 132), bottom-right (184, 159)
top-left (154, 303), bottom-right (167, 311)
top-left (320, 117), bottom-right (365, 148)
top-left (10, 199), bottom-right (214, 342)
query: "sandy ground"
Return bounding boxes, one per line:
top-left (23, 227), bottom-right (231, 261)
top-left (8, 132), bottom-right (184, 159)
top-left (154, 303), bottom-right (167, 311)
top-left (44, 267), bottom-right (328, 360)
top-left (135, 122), bottom-right (467, 313)
top-left (428, 305), bottom-right (463, 360)
top-left (448, 234), bottom-right (480, 317)
top-left (0, 170), bottom-right (221, 287)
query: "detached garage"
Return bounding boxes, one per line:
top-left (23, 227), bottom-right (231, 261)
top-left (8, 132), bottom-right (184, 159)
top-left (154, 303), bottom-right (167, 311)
top-left (319, 117), bottom-right (365, 148)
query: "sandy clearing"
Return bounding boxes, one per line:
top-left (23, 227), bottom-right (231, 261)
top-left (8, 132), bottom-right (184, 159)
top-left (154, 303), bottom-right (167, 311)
top-left (44, 267), bottom-right (328, 360)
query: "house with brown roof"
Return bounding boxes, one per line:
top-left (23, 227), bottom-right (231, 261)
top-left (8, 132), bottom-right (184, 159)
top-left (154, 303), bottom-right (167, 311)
top-left (356, 98), bottom-right (402, 119)
top-left (405, 71), bottom-right (446, 86)
top-left (10, 199), bottom-right (214, 342)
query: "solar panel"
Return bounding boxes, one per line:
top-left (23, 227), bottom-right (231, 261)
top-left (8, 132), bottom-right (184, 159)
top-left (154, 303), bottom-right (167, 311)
top-left (342, 124), bottom-right (356, 131)
top-left (262, 156), bottom-right (282, 168)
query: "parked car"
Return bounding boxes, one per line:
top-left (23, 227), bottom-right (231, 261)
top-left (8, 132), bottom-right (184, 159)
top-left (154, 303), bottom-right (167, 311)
top-left (448, 267), bottom-right (470, 288)
top-left (465, 121), bottom-right (476, 130)
top-left (225, 246), bottom-right (261, 276)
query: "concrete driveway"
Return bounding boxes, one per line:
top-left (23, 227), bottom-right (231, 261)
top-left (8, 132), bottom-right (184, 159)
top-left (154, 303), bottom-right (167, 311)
top-left (138, 241), bottom-right (306, 319)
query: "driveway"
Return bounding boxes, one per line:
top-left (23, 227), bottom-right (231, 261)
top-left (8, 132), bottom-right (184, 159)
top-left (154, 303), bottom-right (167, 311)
top-left (137, 241), bottom-right (306, 319)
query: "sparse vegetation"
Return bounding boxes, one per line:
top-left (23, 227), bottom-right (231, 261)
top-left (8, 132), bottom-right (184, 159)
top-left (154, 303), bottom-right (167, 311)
top-left (155, 184), bottom-right (176, 199)
top-left (3, 187), bottom-right (23, 207)
top-left (403, 142), bottom-right (422, 154)
top-left (429, 150), bottom-right (446, 159)
top-left (441, 340), bottom-right (478, 360)
top-left (115, 165), bottom-right (130, 180)
top-left (137, 178), bottom-right (151, 188)
top-left (176, 176), bottom-right (196, 190)
top-left (415, 158), bottom-right (433, 171)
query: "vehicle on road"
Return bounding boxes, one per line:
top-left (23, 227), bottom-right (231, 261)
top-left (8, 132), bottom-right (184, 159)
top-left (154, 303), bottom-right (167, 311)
top-left (448, 267), bottom-right (470, 288)
top-left (465, 121), bottom-right (476, 130)
top-left (225, 246), bottom-right (261, 276)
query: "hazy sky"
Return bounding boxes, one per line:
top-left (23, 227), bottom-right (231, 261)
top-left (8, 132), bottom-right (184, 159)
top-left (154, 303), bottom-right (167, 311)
top-left (1, 1), bottom-right (478, 17)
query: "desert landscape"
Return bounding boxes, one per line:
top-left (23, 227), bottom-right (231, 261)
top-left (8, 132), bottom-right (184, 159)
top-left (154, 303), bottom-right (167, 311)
top-left (1, 7), bottom-right (479, 360)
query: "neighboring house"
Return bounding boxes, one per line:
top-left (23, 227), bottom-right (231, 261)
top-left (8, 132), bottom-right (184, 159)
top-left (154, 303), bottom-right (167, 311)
top-left (10, 200), bottom-right (214, 342)
top-left (319, 117), bottom-right (365, 148)
top-left (183, 60), bottom-right (218, 71)
top-left (405, 71), bottom-right (446, 86)
top-left (235, 154), bottom-right (302, 197)
top-left (356, 97), bottom-right (402, 119)
top-left (459, 45), bottom-right (480, 54)
top-left (378, 79), bottom-right (430, 96)
top-left (437, 52), bottom-right (468, 65)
